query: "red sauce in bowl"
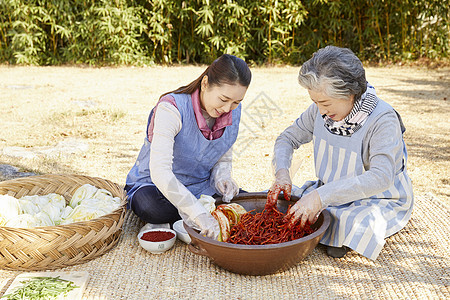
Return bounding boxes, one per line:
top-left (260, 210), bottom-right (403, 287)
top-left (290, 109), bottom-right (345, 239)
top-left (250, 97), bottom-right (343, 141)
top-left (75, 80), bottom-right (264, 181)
top-left (141, 231), bottom-right (175, 242)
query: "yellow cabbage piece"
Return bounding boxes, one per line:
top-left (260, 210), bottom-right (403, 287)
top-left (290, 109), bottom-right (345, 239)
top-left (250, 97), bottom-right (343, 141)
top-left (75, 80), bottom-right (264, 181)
top-left (18, 193), bottom-right (65, 224)
top-left (69, 184), bottom-right (98, 208)
top-left (21, 195), bottom-right (50, 209)
top-left (60, 204), bottom-right (110, 224)
top-left (0, 194), bottom-right (21, 226)
top-left (93, 188), bottom-right (112, 200)
top-left (42, 202), bottom-right (62, 224)
top-left (34, 211), bottom-right (54, 226)
top-left (5, 213), bottom-right (39, 228)
top-left (1, 184), bottom-right (121, 227)
top-left (46, 193), bottom-right (66, 210)
top-left (19, 198), bottom-right (41, 215)
top-left (61, 206), bottom-right (74, 220)
top-left (6, 212), bottom-right (53, 228)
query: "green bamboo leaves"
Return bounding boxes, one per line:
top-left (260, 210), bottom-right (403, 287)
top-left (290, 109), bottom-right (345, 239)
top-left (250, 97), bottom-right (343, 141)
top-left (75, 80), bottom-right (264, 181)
top-left (0, 0), bottom-right (448, 65)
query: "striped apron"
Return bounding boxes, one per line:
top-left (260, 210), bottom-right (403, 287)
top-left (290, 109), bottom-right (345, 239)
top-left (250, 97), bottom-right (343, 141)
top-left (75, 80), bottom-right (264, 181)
top-left (292, 100), bottom-right (414, 260)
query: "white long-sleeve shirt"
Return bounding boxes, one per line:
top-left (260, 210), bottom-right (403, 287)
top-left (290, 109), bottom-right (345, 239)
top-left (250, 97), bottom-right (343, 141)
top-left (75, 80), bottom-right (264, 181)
top-left (149, 102), bottom-right (233, 224)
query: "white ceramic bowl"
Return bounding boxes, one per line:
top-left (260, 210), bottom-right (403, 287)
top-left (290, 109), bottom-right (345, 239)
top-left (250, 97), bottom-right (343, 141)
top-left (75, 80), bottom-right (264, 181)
top-left (173, 220), bottom-right (191, 244)
top-left (137, 228), bottom-right (177, 254)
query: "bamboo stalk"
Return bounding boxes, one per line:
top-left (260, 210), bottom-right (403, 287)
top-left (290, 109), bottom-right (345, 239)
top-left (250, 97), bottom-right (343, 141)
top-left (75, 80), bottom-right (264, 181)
top-left (0, 24), bottom-right (6, 49)
top-left (52, 32), bottom-right (57, 57)
top-left (401, 3), bottom-right (405, 55)
top-left (291, 27), bottom-right (295, 48)
top-left (353, 7), bottom-right (363, 54)
top-left (0, 6), bottom-right (10, 50)
top-left (374, 7), bottom-right (385, 59)
top-left (177, 25), bottom-right (181, 62)
top-left (359, 9), bottom-right (363, 53)
top-left (385, 2), bottom-right (390, 60)
top-left (268, 13), bottom-right (272, 64)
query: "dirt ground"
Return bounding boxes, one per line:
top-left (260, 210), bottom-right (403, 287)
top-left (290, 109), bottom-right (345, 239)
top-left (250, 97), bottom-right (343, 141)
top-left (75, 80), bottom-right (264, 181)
top-left (0, 65), bottom-right (449, 205)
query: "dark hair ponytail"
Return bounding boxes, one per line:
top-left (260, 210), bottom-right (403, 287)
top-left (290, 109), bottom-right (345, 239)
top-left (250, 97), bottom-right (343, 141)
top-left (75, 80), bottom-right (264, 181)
top-left (161, 54), bottom-right (251, 98)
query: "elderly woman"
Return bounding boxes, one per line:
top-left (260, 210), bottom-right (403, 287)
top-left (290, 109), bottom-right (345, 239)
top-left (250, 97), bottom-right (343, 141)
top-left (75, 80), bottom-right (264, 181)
top-left (267, 46), bottom-right (413, 260)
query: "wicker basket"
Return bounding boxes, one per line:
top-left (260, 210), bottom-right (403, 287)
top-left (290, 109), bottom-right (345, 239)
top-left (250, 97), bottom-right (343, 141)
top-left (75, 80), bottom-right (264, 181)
top-left (0, 174), bottom-right (127, 271)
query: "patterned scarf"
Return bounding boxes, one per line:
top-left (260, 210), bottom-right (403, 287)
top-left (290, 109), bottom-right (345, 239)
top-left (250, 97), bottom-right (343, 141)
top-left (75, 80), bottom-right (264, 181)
top-left (323, 83), bottom-right (378, 136)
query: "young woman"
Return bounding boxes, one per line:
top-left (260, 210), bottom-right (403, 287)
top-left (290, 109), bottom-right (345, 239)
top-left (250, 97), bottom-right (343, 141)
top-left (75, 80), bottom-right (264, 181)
top-left (268, 46), bottom-right (413, 260)
top-left (126, 54), bottom-right (251, 239)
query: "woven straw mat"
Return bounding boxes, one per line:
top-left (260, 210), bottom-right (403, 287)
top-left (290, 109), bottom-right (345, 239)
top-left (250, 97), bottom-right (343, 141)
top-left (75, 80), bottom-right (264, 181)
top-left (1, 193), bottom-right (448, 299)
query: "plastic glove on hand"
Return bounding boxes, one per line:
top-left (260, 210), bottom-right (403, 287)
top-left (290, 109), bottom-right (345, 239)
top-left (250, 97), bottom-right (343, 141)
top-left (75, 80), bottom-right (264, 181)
top-left (284, 189), bottom-right (323, 229)
top-left (194, 213), bottom-right (220, 239)
top-left (267, 169), bottom-right (292, 208)
top-left (216, 178), bottom-right (239, 203)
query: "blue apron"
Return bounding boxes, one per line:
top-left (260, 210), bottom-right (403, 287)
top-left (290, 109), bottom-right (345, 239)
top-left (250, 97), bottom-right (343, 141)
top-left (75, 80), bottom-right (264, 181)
top-left (125, 93), bottom-right (241, 208)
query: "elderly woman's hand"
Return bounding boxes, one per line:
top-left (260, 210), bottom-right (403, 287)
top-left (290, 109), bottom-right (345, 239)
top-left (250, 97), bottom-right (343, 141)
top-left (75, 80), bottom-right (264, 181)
top-left (284, 190), bottom-right (323, 228)
top-left (267, 169), bottom-right (292, 208)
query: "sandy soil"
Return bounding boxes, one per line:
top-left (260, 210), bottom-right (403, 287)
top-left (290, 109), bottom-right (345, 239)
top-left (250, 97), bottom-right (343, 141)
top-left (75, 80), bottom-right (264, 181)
top-left (0, 65), bottom-right (449, 204)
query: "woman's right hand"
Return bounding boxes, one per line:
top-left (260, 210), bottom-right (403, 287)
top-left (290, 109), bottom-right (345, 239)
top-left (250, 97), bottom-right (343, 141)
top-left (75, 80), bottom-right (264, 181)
top-left (267, 169), bottom-right (292, 208)
top-left (284, 189), bottom-right (323, 229)
top-left (194, 213), bottom-right (220, 239)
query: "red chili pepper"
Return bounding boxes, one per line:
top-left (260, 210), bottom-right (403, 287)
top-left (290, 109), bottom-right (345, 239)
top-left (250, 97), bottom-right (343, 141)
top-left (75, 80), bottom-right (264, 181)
top-left (227, 204), bottom-right (317, 245)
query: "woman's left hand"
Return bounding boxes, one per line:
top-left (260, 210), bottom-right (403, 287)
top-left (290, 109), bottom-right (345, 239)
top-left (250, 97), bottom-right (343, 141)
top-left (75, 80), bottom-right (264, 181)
top-left (216, 178), bottom-right (239, 203)
top-left (284, 190), bottom-right (323, 228)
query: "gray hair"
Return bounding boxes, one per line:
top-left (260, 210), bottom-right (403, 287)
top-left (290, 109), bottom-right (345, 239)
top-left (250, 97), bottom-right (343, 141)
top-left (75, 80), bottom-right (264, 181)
top-left (298, 46), bottom-right (367, 100)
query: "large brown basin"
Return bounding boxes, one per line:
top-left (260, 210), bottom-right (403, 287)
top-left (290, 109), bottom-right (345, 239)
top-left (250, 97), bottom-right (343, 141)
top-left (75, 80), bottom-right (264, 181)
top-left (184, 192), bottom-right (330, 275)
